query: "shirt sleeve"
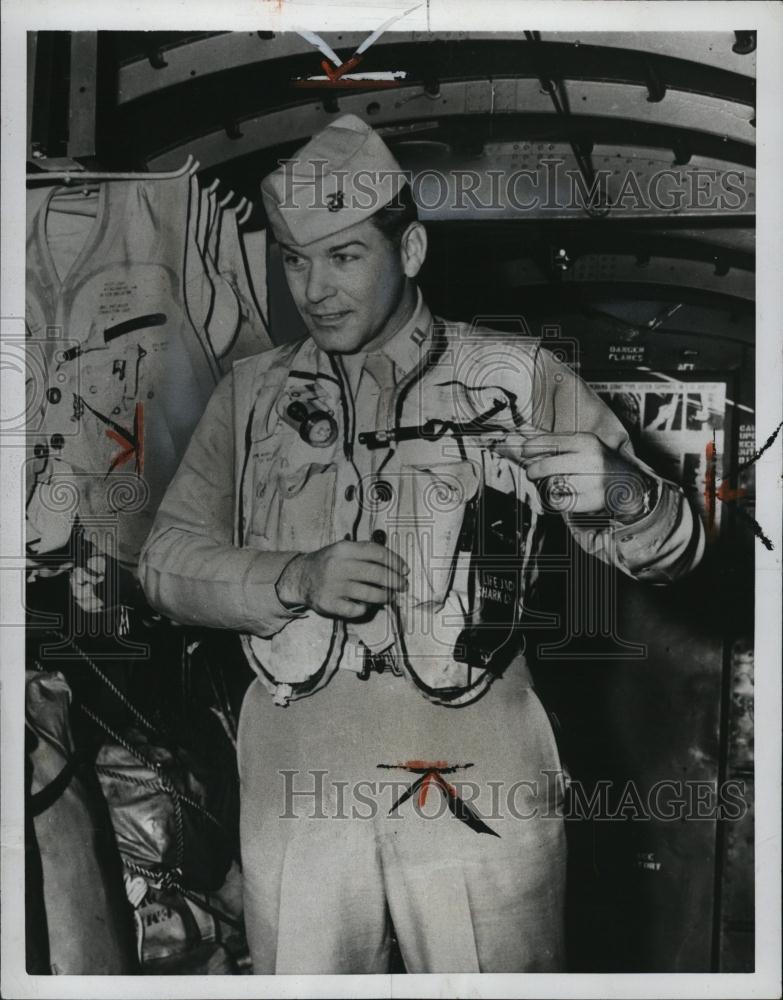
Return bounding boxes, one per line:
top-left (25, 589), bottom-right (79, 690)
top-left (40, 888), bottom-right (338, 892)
top-left (536, 347), bottom-right (705, 583)
top-left (138, 370), bottom-right (304, 636)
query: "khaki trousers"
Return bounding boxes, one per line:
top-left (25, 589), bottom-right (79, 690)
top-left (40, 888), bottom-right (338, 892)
top-left (237, 656), bottom-right (566, 974)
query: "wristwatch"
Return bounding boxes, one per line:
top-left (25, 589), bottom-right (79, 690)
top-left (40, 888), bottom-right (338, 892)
top-left (615, 474), bottom-right (660, 525)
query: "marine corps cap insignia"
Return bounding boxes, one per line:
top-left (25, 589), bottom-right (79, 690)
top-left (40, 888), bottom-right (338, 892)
top-left (326, 189), bottom-right (345, 212)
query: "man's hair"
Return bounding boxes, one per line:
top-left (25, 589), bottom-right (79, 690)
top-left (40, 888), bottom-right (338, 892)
top-left (369, 183), bottom-right (420, 248)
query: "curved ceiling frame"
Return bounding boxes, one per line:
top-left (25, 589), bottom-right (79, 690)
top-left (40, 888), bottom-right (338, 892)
top-left (501, 254), bottom-right (754, 302)
top-left (429, 220), bottom-right (754, 273)
top-left (417, 270), bottom-right (756, 348)
top-left (117, 30), bottom-right (756, 105)
top-left (144, 77), bottom-right (755, 172)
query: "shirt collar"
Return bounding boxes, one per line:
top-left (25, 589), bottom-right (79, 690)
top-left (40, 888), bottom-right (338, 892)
top-left (372, 287), bottom-right (432, 379)
top-left (307, 287), bottom-right (433, 382)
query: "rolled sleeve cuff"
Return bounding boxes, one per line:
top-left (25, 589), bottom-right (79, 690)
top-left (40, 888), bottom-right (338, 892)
top-left (241, 550), bottom-right (309, 637)
top-left (139, 528), bottom-right (307, 638)
top-left (610, 480), bottom-right (701, 581)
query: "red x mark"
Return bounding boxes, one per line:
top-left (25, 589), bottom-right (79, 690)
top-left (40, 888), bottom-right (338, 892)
top-left (320, 55), bottom-right (362, 82)
top-left (378, 759), bottom-right (500, 837)
top-left (105, 401), bottom-right (144, 475)
top-left (704, 437), bottom-right (746, 536)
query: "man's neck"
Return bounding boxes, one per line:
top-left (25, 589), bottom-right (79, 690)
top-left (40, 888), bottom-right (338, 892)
top-left (339, 283), bottom-right (420, 387)
top-left (357, 282), bottom-right (419, 357)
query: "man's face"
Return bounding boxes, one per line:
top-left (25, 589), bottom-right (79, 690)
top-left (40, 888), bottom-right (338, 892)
top-left (277, 216), bottom-right (409, 354)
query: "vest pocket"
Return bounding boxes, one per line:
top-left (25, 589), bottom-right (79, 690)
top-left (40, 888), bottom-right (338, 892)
top-left (245, 423), bottom-right (339, 551)
top-left (244, 434), bottom-right (278, 544)
top-left (391, 459), bottom-right (480, 608)
top-left (273, 463), bottom-right (338, 551)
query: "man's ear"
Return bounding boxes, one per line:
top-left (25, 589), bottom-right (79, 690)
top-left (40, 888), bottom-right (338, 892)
top-left (400, 222), bottom-right (427, 279)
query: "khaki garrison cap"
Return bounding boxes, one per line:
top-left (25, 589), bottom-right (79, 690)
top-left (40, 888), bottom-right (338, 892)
top-left (261, 114), bottom-right (408, 246)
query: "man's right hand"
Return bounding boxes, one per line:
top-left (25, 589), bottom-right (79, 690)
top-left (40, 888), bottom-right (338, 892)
top-left (275, 540), bottom-right (409, 620)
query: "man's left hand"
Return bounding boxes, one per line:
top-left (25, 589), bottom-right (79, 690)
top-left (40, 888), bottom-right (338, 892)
top-left (495, 431), bottom-right (653, 522)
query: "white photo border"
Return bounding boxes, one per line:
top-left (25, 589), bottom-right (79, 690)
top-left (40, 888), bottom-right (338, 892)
top-left (2, 2), bottom-right (780, 998)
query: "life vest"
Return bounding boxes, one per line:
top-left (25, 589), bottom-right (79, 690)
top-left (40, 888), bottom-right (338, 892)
top-left (25, 175), bottom-right (269, 569)
top-left (233, 321), bottom-right (554, 707)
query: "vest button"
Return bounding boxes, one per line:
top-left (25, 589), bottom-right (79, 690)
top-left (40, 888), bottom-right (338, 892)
top-left (46, 387), bottom-right (61, 404)
top-left (372, 529), bottom-right (387, 546)
top-left (344, 484), bottom-right (356, 501)
top-left (50, 433), bottom-right (65, 450)
top-left (368, 479), bottom-right (394, 506)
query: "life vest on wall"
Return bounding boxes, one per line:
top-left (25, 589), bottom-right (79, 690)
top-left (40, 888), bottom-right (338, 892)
top-left (25, 174), bottom-right (271, 569)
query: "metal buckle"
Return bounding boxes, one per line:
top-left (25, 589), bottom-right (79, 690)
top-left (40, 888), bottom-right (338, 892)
top-left (358, 647), bottom-right (401, 680)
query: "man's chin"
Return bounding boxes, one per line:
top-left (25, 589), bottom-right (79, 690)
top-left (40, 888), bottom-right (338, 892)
top-left (307, 325), bottom-right (363, 354)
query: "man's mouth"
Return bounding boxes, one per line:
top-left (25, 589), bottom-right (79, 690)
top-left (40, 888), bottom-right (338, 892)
top-left (309, 310), bottom-right (351, 327)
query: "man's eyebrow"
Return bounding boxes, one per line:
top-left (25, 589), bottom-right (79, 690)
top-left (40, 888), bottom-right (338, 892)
top-left (328, 240), bottom-right (367, 252)
top-left (278, 240), bottom-right (366, 254)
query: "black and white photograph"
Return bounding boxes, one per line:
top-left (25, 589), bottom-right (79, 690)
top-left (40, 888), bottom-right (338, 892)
top-left (1, 2), bottom-right (781, 997)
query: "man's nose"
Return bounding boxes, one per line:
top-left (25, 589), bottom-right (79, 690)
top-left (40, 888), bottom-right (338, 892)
top-left (305, 262), bottom-right (336, 304)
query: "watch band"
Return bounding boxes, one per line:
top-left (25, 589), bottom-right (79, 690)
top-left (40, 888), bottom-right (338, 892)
top-left (639, 475), bottom-right (660, 519)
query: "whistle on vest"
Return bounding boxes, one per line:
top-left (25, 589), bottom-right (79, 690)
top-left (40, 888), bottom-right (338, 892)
top-left (358, 399), bottom-right (512, 450)
top-left (280, 397), bottom-right (338, 448)
top-left (358, 417), bottom-right (508, 450)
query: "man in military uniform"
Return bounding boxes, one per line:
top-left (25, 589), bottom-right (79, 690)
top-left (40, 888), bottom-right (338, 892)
top-left (139, 115), bottom-right (704, 973)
